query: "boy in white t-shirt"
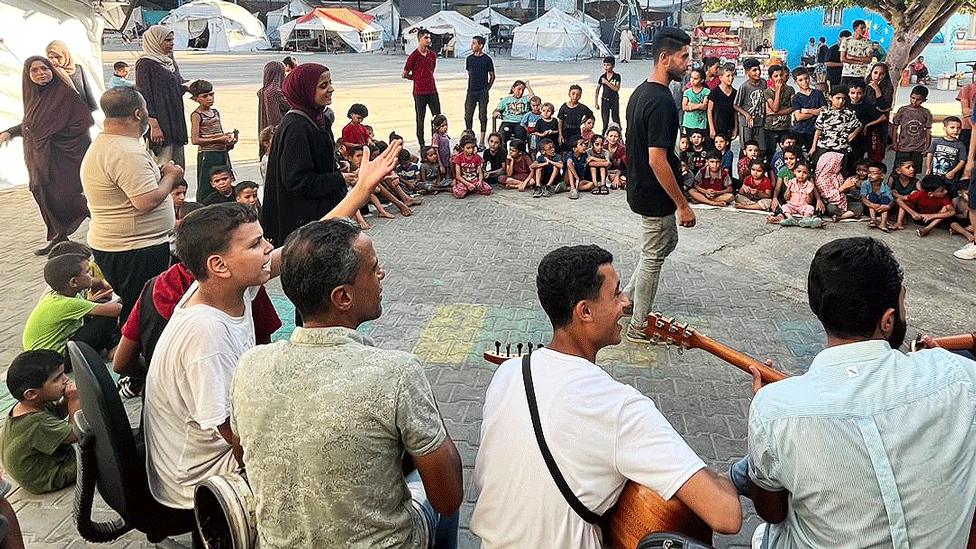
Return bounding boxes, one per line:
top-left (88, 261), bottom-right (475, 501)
top-left (144, 143), bottom-right (404, 509)
top-left (471, 245), bottom-right (742, 547)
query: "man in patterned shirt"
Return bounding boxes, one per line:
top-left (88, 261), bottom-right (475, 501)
top-left (840, 20), bottom-right (873, 88)
top-left (232, 219), bottom-right (462, 549)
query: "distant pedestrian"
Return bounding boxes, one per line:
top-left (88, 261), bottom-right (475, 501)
top-left (619, 27), bottom-right (634, 63)
top-left (825, 30), bottom-right (851, 89)
top-left (403, 29), bottom-right (440, 149)
top-left (136, 25), bottom-right (188, 167)
top-left (464, 35), bottom-right (495, 147)
top-left (45, 41), bottom-right (98, 112)
top-left (802, 37), bottom-right (818, 67)
top-left (257, 61), bottom-right (287, 134)
top-left (109, 61), bottom-right (134, 88)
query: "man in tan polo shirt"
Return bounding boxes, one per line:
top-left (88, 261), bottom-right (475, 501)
top-left (81, 87), bottom-right (182, 365)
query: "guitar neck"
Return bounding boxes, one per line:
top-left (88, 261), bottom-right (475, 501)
top-left (932, 333), bottom-right (976, 353)
top-left (694, 333), bottom-right (789, 383)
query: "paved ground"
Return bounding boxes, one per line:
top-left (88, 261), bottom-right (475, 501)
top-left (3, 50), bottom-right (975, 548)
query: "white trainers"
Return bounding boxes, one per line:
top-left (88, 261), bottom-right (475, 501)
top-left (953, 242), bottom-right (976, 260)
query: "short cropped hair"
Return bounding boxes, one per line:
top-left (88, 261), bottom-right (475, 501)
top-left (569, 84), bottom-right (583, 93)
top-left (173, 179), bottom-right (189, 190)
top-left (767, 64), bottom-right (783, 78)
top-left (7, 350), bottom-right (65, 401)
top-left (847, 80), bottom-right (865, 91)
top-left (281, 218), bottom-right (362, 319)
top-left (100, 86), bottom-right (144, 118)
top-left (473, 35), bottom-right (486, 46)
top-left (537, 245), bottom-right (614, 329)
top-left (603, 56), bottom-right (615, 66)
top-left (416, 28), bottom-right (431, 39)
top-left (920, 174), bottom-right (946, 192)
top-left (852, 19), bottom-right (866, 30)
top-left (792, 66), bottom-right (810, 79)
top-left (113, 61), bottom-right (129, 71)
top-left (460, 134), bottom-right (477, 147)
top-left (744, 140), bottom-right (760, 150)
top-left (869, 161), bottom-right (888, 173)
top-left (397, 149), bottom-right (411, 163)
top-left (808, 238), bottom-right (903, 339)
top-left (540, 137), bottom-right (554, 149)
top-left (944, 115), bottom-right (962, 125)
top-left (706, 149), bottom-right (723, 161)
top-left (209, 165), bottom-right (234, 180)
top-left (188, 79), bottom-right (213, 97)
top-left (175, 203), bottom-right (259, 280)
top-left (743, 58), bottom-right (760, 70)
top-left (702, 56), bottom-right (719, 69)
top-left (49, 240), bottom-right (92, 260)
top-left (749, 159), bottom-right (766, 171)
top-left (651, 27), bottom-right (691, 63)
top-left (44, 254), bottom-right (87, 291)
top-left (234, 181), bottom-right (259, 196)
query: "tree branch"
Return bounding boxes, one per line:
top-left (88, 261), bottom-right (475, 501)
top-left (910, 2), bottom-right (960, 59)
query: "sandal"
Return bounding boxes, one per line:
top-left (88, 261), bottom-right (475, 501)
top-left (868, 221), bottom-right (878, 229)
top-left (591, 188), bottom-right (601, 195)
top-left (600, 186), bottom-right (610, 195)
top-left (880, 225), bottom-right (890, 233)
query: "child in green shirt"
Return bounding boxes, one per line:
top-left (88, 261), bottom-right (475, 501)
top-left (22, 254), bottom-right (121, 357)
top-left (0, 350), bottom-right (79, 494)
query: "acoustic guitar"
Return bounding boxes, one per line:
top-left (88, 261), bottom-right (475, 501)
top-left (910, 332), bottom-right (976, 353)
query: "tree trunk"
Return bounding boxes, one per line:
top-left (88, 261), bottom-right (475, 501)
top-left (885, 27), bottom-right (916, 90)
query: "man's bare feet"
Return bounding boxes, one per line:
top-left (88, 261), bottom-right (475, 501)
top-left (378, 209), bottom-right (395, 219)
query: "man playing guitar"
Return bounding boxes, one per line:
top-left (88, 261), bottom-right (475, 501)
top-left (736, 237), bottom-right (976, 548)
top-left (471, 244), bottom-right (742, 547)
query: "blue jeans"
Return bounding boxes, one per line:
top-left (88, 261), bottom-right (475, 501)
top-left (406, 471), bottom-right (459, 549)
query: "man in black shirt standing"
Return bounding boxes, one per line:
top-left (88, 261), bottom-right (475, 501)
top-left (623, 27), bottom-right (694, 345)
top-left (464, 35), bottom-right (495, 148)
top-left (825, 30), bottom-right (851, 91)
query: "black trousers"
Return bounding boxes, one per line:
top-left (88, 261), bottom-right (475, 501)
top-left (499, 122), bottom-right (526, 147)
top-left (464, 89), bottom-right (489, 134)
top-left (601, 96), bottom-right (621, 134)
top-left (414, 93), bottom-right (441, 147)
top-left (93, 242), bottom-right (171, 327)
top-left (65, 315), bottom-right (121, 372)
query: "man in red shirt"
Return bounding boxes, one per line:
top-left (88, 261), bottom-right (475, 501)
top-left (403, 29), bottom-right (440, 149)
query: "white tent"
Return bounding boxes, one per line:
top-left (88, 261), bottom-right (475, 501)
top-left (366, 0), bottom-right (400, 44)
top-left (160, 0), bottom-right (270, 52)
top-left (267, 0), bottom-right (315, 44)
top-left (402, 11), bottom-right (489, 57)
top-left (472, 8), bottom-right (520, 29)
top-left (0, 0), bottom-right (105, 189)
top-left (511, 8), bottom-right (610, 61)
top-left (277, 8), bottom-right (382, 53)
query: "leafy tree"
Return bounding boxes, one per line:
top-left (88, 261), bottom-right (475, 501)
top-left (709, 0), bottom-right (975, 83)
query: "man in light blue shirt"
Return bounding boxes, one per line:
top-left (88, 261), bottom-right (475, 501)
top-left (733, 237), bottom-right (976, 548)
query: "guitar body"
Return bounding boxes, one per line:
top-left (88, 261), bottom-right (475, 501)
top-left (605, 482), bottom-right (713, 549)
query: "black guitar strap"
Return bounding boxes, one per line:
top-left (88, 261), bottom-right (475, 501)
top-left (521, 353), bottom-right (604, 524)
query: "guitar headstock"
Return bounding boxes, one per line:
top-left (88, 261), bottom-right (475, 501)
top-left (483, 340), bottom-right (545, 365)
top-left (643, 312), bottom-right (700, 350)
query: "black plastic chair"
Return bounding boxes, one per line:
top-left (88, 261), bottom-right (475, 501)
top-left (68, 341), bottom-right (197, 544)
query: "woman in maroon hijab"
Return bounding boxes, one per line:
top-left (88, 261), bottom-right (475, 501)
top-left (261, 63), bottom-right (352, 246)
top-left (0, 56), bottom-right (92, 255)
top-left (258, 61), bottom-right (288, 134)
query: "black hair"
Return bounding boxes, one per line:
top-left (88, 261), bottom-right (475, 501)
top-left (782, 146), bottom-right (800, 157)
top-left (509, 79), bottom-right (527, 94)
top-left (780, 132), bottom-right (797, 144)
top-left (847, 80), bottom-right (865, 91)
top-left (749, 159), bottom-right (766, 171)
top-left (281, 218), bottom-right (363, 319)
top-left (743, 58), bottom-right (761, 70)
top-left (830, 85), bottom-right (849, 98)
top-left (49, 240), bottom-right (92, 260)
top-left (651, 27), bottom-right (691, 63)
top-left (113, 61), bottom-right (129, 71)
top-left (702, 56), bottom-right (719, 69)
top-left (188, 79), bottom-right (213, 96)
top-left (744, 140), bottom-right (760, 149)
top-left (852, 19), bottom-right (866, 30)
top-left (569, 84), bottom-right (583, 93)
top-left (819, 36), bottom-right (826, 42)
top-left (487, 132), bottom-right (503, 143)
top-left (895, 158), bottom-right (914, 169)
top-left (473, 35), bottom-right (486, 46)
top-left (603, 56), bottom-right (615, 66)
top-left (44, 254), bottom-right (87, 291)
top-left (540, 138), bottom-right (554, 149)
top-left (574, 137), bottom-right (589, 148)
top-left (945, 115), bottom-right (962, 125)
top-left (869, 161), bottom-right (888, 173)
top-left (808, 237), bottom-right (903, 339)
top-left (920, 174), bottom-right (946, 192)
top-left (100, 86), bottom-right (144, 118)
top-left (689, 129), bottom-right (705, 139)
top-left (234, 181), bottom-right (259, 196)
top-left (690, 67), bottom-right (707, 82)
top-left (854, 159), bottom-right (870, 169)
top-left (839, 30), bottom-right (852, 38)
top-left (510, 138), bottom-right (526, 153)
top-left (389, 131), bottom-right (403, 142)
top-left (209, 165), bottom-right (234, 180)
top-left (397, 149), bottom-right (411, 163)
top-left (537, 245), bottom-right (614, 329)
top-left (175, 203), bottom-right (259, 280)
top-left (7, 350), bottom-right (65, 401)
top-left (282, 56), bottom-right (297, 68)
top-left (431, 114), bottom-right (447, 136)
top-left (721, 63), bottom-right (736, 74)
top-left (416, 28), bottom-right (432, 39)
top-left (792, 66), bottom-right (810, 79)
top-left (173, 179), bottom-right (189, 190)
top-left (910, 85), bottom-right (928, 99)
top-left (460, 134), bottom-right (477, 147)
top-left (347, 103), bottom-right (368, 119)
top-left (705, 149), bottom-right (723, 161)
top-left (767, 64), bottom-right (783, 78)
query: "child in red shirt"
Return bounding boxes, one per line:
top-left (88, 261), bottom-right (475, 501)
top-left (735, 159), bottom-right (774, 211)
top-left (895, 174), bottom-right (963, 237)
top-left (690, 150), bottom-right (734, 206)
top-left (341, 103), bottom-right (372, 156)
top-left (452, 135), bottom-right (492, 199)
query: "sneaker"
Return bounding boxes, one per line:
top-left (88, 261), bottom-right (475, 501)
top-left (118, 376), bottom-right (144, 399)
top-left (569, 188), bottom-right (579, 199)
top-left (532, 187), bottom-right (544, 198)
top-left (625, 323), bottom-right (651, 344)
top-left (954, 241), bottom-right (976, 260)
top-left (542, 186), bottom-right (553, 197)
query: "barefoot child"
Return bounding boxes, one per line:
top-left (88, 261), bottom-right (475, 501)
top-left (735, 160), bottom-right (773, 211)
top-left (895, 174), bottom-right (955, 236)
top-left (344, 147), bottom-right (393, 225)
top-left (341, 103), bottom-right (373, 156)
top-left (690, 150), bottom-right (734, 206)
top-left (606, 126), bottom-right (627, 189)
top-left (587, 135), bottom-right (611, 193)
top-left (419, 146), bottom-right (443, 192)
top-left (563, 137), bottom-right (594, 198)
top-left (843, 159), bottom-right (869, 218)
top-left (531, 138), bottom-right (563, 197)
top-left (502, 139), bottom-right (534, 192)
top-left (431, 114), bottom-right (452, 183)
top-left (452, 135), bottom-right (492, 198)
top-left (772, 146), bottom-right (799, 212)
top-left (888, 158), bottom-right (920, 229)
top-left (814, 151), bottom-right (856, 221)
top-left (861, 162), bottom-right (894, 230)
top-left (188, 80), bottom-right (238, 203)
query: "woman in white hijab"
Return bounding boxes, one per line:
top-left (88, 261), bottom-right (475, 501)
top-left (135, 25), bottom-right (188, 166)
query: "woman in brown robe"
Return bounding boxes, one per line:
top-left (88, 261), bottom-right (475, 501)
top-left (0, 56), bottom-right (92, 255)
top-left (257, 60), bottom-right (288, 134)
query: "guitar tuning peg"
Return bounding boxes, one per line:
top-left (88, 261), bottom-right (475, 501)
top-left (495, 341), bottom-right (501, 355)
top-left (538, 343), bottom-right (544, 349)
top-left (527, 342), bottom-right (534, 354)
top-left (506, 343), bottom-right (511, 357)
top-left (517, 343), bottom-right (523, 356)
top-left (676, 346), bottom-right (684, 355)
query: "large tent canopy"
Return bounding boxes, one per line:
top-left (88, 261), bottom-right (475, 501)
top-left (278, 7), bottom-right (382, 53)
top-left (161, 0), bottom-right (270, 52)
top-left (511, 8), bottom-right (610, 61)
top-left (266, 0), bottom-right (316, 44)
top-left (0, 0), bottom-right (105, 188)
top-left (402, 11), bottom-right (489, 57)
top-left (472, 8), bottom-right (520, 29)
top-left (366, 0), bottom-right (400, 44)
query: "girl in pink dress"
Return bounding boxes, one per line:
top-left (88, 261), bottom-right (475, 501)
top-left (782, 162), bottom-right (816, 218)
top-left (814, 151), bottom-right (857, 221)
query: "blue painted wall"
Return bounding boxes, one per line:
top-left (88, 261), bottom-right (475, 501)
top-left (774, 9), bottom-right (976, 77)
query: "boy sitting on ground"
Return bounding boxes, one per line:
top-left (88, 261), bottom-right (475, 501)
top-left (171, 180), bottom-right (202, 225)
top-left (587, 134), bottom-right (611, 194)
top-left (201, 166), bottom-right (237, 206)
top-left (531, 138), bottom-right (563, 197)
top-left (690, 150), bottom-right (734, 206)
top-left (862, 162), bottom-right (894, 230)
top-left (48, 241), bottom-right (112, 301)
top-left (23, 255), bottom-right (121, 359)
top-left (235, 181), bottom-right (260, 214)
top-left (564, 137), bottom-right (594, 198)
top-left (735, 159), bottom-right (773, 211)
top-left (895, 174), bottom-right (958, 237)
top-left (0, 351), bottom-right (79, 494)
top-left (842, 159), bottom-right (869, 219)
top-left (394, 149), bottom-right (421, 193)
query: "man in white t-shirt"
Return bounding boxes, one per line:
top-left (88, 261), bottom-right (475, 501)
top-left (840, 20), bottom-right (873, 87)
top-left (144, 143), bottom-right (404, 509)
top-left (471, 245), bottom-right (742, 547)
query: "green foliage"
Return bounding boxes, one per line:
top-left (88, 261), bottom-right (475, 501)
top-left (705, 0), bottom-right (863, 17)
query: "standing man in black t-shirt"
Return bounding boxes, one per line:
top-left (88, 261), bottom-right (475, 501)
top-left (825, 30), bottom-right (851, 91)
top-left (623, 27), bottom-right (694, 345)
top-left (465, 35), bottom-right (495, 148)
top-left (595, 56), bottom-right (622, 134)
